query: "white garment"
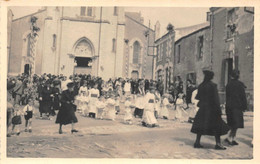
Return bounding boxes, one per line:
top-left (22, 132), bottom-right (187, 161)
top-left (142, 92), bottom-right (158, 125)
top-left (96, 100), bottom-right (106, 119)
top-left (88, 88), bottom-right (100, 114)
top-left (124, 100), bottom-right (133, 121)
top-left (160, 98), bottom-right (170, 118)
top-left (79, 86), bottom-right (88, 95)
top-left (104, 98), bottom-right (116, 120)
top-left (124, 82), bottom-right (131, 92)
top-left (23, 104), bottom-right (34, 113)
top-left (175, 98), bottom-right (188, 121)
top-left (135, 96), bottom-right (144, 109)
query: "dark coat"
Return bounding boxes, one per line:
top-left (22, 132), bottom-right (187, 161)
top-left (39, 86), bottom-right (53, 114)
top-left (191, 81), bottom-right (229, 136)
top-left (52, 87), bottom-right (61, 110)
top-left (226, 79), bottom-right (247, 128)
top-left (55, 90), bottom-right (78, 125)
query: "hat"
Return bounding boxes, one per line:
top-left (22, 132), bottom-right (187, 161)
top-left (67, 82), bottom-right (74, 88)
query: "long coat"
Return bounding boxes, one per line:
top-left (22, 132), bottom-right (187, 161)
top-left (191, 81), bottom-right (229, 136)
top-left (55, 90), bottom-right (78, 125)
top-left (226, 79), bottom-right (247, 128)
top-left (39, 86), bottom-right (53, 114)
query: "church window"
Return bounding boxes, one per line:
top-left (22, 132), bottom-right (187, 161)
top-left (112, 38), bottom-right (116, 52)
top-left (52, 34), bottom-right (57, 48)
top-left (133, 41), bottom-right (140, 64)
top-left (80, 7), bottom-right (86, 16)
top-left (87, 7), bottom-right (93, 16)
top-left (114, 7), bottom-right (118, 16)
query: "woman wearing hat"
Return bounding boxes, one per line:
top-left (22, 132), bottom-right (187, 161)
top-left (191, 69), bottom-right (229, 150)
top-left (55, 82), bottom-right (78, 134)
top-left (225, 70), bottom-right (247, 146)
top-left (39, 80), bottom-right (53, 118)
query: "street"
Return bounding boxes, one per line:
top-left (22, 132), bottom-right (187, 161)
top-left (7, 104), bottom-right (253, 159)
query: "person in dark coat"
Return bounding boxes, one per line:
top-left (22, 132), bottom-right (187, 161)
top-left (39, 81), bottom-right (53, 118)
top-left (225, 70), bottom-right (247, 146)
top-left (52, 79), bottom-right (62, 112)
top-left (191, 69), bottom-right (229, 150)
top-left (186, 80), bottom-right (194, 108)
top-left (55, 82), bottom-right (78, 134)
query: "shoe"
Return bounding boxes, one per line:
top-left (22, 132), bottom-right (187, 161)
top-left (16, 132), bottom-right (20, 136)
top-left (224, 138), bottom-right (233, 145)
top-left (215, 144), bottom-right (226, 150)
top-left (194, 143), bottom-right (203, 148)
top-left (7, 134), bottom-right (11, 137)
top-left (59, 129), bottom-right (62, 134)
top-left (29, 129), bottom-right (32, 133)
top-left (71, 129), bottom-right (79, 133)
top-left (231, 140), bottom-right (239, 145)
top-left (25, 129), bottom-right (28, 132)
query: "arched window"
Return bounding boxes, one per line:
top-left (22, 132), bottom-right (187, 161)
top-left (26, 34), bottom-right (31, 57)
top-left (133, 41), bottom-right (140, 64)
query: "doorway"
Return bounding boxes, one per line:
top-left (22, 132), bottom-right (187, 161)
top-left (74, 57), bottom-right (92, 75)
top-left (24, 64), bottom-right (31, 76)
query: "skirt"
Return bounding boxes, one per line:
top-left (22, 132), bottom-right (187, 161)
top-left (56, 106), bottom-right (78, 125)
top-left (12, 116), bottom-right (22, 125)
top-left (24, 111), bottom-right (33, 120)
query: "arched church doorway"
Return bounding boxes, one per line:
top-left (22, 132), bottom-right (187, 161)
top-left (74, 57), bottom-right (92, 75)
top-left (131, 70), bottom-right (139, 80)
top-left (73, 38), bottom-right (94, 75)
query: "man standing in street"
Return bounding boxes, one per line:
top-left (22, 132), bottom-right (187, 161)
top-left (225, 70), bottom-right (247, 146)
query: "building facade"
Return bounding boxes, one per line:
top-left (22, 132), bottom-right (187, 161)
top-left (154, 25), bottom-right (175, 92)
top-left (8, 7), bottom-right (154, 80)
top-left (210, 7), bottom-right (254, 108)
top-left (155, 7), bottom-right (254, 110)
top-left (174, 23), bottom-right (210, 93)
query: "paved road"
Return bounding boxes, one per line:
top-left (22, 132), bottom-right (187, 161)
top-left (7, 106), bottom-right (253, 159)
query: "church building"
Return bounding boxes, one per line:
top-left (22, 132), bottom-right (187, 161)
top-left (8, 7), bottom-right (154, 80)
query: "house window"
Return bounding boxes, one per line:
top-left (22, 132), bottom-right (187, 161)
top-left (227, 8), bottom-right (236, 39)
top-left (52, 34), bottom-right (57, 48)
top-left (87, 7), bottom-right (93, 16)
top-left (80, 7), bottom-right (86, 16)
top-left (177, 44), bottom-right (181, 63)
top-left (197, 36), bottom-right (204, 60)
top-left (114, 7), bottom-right (118, 16)
top-left (133, 41), bottom-right (140, 64)
top-left (112, 38), bottom-right (116, 52)
top-left (27, 34), bottom-right (31, 57)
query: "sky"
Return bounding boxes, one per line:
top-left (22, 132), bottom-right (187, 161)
top-left (9, 6), bottom-right (209, 37)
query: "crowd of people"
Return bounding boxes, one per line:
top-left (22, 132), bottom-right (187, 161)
top-left (7, 69), bottom-right (249, 150)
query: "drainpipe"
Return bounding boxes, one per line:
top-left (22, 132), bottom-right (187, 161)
top-left (114, 10), bottom-right (119, 78)
top-left (57, 7), bottom-right (64, 75)
top-left (97, 7), bottom-right (102, 77)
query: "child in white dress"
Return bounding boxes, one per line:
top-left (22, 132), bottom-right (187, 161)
top-left (175, 93), bottom-right (189, 122)
top-left (160, 94), bottom-right (172, 119)
top-left (142, 87), bottom-right (159, 127)
top-left (88, 84), bottom-right (100, 118)
top-left (104, 94), bottom-right (116, 121)
top-left (187, 88), bottom-right (199, 123)
top-left (124, 96), bottom-right (135, 124)
top-left (154, 90), bottom-right (161, 119)
top-left (96, 96), bottom-right (106, 119)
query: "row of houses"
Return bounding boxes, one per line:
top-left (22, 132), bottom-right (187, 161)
top-left (154, 7), bottom-right (254, 109)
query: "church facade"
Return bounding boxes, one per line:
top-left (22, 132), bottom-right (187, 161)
top-left (8, 7), bottom-right (154, 80)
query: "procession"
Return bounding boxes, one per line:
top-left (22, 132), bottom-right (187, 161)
top-left (6, 6), bottom-right (253, 159)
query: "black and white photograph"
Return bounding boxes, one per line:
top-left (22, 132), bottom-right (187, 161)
top-left (2, 1), bottom-right (257, 162)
